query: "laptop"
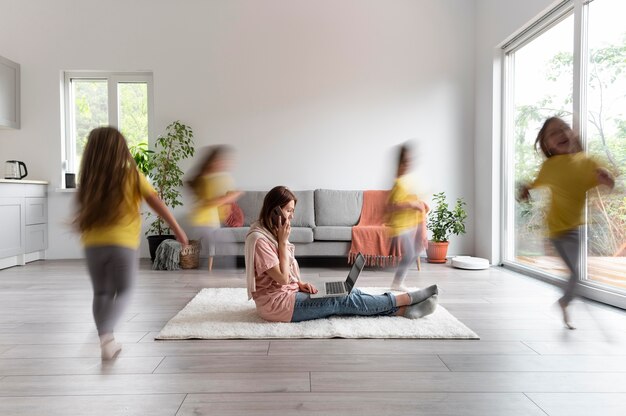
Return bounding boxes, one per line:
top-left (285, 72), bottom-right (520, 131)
top-left (309, 252), bottom-right (365, 298)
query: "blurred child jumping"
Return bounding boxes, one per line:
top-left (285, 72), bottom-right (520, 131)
top-left (187, 145), bottom-right (242, 271)
top-left (387, 143), bottom-right (429, 292)
top-left (75, 127), bottom-right (188, 360)
top-left (519, 117), bottom-right (614, 329)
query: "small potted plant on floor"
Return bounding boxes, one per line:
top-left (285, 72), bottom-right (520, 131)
top-left (426, 191), bottom-right (467, 263)
top-left (145, 121), bottom-right (195, 261)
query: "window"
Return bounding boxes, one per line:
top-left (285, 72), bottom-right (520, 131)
top-left (502, 0), bottom-right (626, 308)
top-left (63, 72), bottom-right (153, 181)
top-left (503, 9), bottom-right (574, 279)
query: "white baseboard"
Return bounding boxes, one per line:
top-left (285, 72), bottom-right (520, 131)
top-left (0, 254), bottom-right (24, 270)
top-left (24, 250), bottom-right (46, 263)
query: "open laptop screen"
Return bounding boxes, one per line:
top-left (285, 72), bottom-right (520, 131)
top-left (345, 253), bottom-right (365, 291)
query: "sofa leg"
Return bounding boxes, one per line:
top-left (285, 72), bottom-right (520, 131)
top-left (416, 256), bottom-right (421, 271)
top-left (208, 256), bottom-right (214, 272)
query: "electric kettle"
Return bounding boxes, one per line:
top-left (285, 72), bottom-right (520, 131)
top-left (4, 160), bottom-right (28, 180)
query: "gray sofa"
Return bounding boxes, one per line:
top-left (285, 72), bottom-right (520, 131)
top-left (213, 189), bottom-right (364, 257)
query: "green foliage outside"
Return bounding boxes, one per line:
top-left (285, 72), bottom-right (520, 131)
top-left (515, 38), bottom-right (626, 257)
top-left (427, 192), bottom-right (468, 243)
top-left (118, 83), bottom-right (149, 148)
top-left (73, 80), bottom-right (149, 172)
top-left (72, 80), bottom-right (108, 170)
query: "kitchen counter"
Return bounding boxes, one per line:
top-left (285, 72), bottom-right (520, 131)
top-left (0, 181), bottom-right (48, 269)
top-left (0, 179), bottom-right (49, 185)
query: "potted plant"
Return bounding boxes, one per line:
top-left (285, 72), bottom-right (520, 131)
top-left (145, 121), bottom-right (195, 260)
top-left (426, 192), bottom-right (467, 263)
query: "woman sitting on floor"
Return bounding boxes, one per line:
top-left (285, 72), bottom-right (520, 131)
top-left (244, 185), bottom-right (439, 322)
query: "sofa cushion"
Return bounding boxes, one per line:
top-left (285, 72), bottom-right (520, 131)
top-left (288, 227), bottom-right (314, 243)
top-left (292, 190), bottom-right (315, 228)
top-left (237, 191), bottom-right (267, 226)
top-left (215, 227), bottom-right (249, 243)
top-left (315, 189), bottom-right (363, 226)
top-left (314, 226), bottom-right (353, 241)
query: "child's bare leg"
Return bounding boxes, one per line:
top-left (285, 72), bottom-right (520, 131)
top-left (551, 229), bottom-right (580, 330)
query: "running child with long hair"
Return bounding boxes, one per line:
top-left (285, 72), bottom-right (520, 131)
top-left (75, 127), bottom-right (188, 360)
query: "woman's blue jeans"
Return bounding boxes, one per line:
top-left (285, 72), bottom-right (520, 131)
top-left (291, 288), bottom-right (398, 322)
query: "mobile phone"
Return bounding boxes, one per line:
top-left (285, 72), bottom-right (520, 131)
top-left (272, 206), bottom-right (286, 225)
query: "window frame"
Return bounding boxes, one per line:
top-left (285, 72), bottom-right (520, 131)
top-left (62, 71), bottom-right (154, 183)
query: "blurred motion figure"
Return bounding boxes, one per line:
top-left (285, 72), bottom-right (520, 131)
top-left (518, 117), bottom-right (614, 329)
top-left (386, 143), bottom-right (429, 292)
top-left (75, 127), bottom-right (188, 360)
top-left (187, 145), bottom-right (242, 271)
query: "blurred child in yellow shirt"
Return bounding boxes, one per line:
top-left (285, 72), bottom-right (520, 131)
top-left (387, 144), bottom-right (429, 291)
top-left (519, 117), bottom-right (614, 329)
top-left (187, 146), bottom-right (242, 271)
top-left (75, 127), bottom-right (188, 360)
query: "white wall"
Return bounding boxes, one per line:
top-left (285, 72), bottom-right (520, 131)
top-left (474, 0), bottom-right (558, 263)
top-left (0, 0), bottom-right (475, 259)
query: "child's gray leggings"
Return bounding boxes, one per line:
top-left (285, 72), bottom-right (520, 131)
top-left (85, 246), bottom-right (137, 336)
top-left (392, 227), bottom-right (426, 285)
top-left (550, 227), bottom-right (580, 305)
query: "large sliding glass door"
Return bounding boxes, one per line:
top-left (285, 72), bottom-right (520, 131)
top-left (502, 0), bottom-right (626, 308)
top-left (504, 11), bottom-right (574, 278)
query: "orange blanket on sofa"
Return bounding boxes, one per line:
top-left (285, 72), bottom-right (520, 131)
top-left (349, 190), bottom-right (401, 267)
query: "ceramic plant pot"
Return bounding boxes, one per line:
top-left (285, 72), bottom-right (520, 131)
top-left (426, 241), bottom-right (449, 263)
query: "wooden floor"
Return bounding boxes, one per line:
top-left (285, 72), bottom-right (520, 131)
top-left (1, 259), bottom-right (626, 415)
top-left (517, 255), bottom-right (626, 289)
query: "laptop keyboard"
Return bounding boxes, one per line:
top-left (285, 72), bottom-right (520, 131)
top-left (325, 281), bottom-right (345, 295)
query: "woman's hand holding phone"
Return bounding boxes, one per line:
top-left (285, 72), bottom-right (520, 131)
top-left (273, 206), bottom-right (290, 242)
top-left (272, 206), bottom-right (285, 224)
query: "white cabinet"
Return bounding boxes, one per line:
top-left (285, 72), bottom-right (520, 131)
top-left (0, 182), bottom-right (48, 269)
top-left (25, 197), bottom-right (47, 225)
top-left (0, 55), bottom-right (20, 129)
top-left (25, 224), bottom-right (47, 253)
top-left (25, 197), bottom-right (48, 254)
top-left (0, 197), bottom-right (24, 258)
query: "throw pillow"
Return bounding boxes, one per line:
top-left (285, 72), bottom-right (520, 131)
top-left (224, 202), bottom-right (244, 227)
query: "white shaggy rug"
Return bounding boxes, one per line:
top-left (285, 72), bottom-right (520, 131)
top-left (156, 288), bottom-right (479, 340)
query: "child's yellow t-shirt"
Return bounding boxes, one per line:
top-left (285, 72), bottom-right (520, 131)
top-left (387, 175), bottom-right (424, 237)
top-left (532, 153), bottom-right (600, 237)
top-left (189, 173), bottom-right (234, 228)
top-left (82, 171), bottom-right (156, 249)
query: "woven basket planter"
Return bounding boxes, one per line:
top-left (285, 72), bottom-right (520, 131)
top-left (180, 240), bottom-right (201, 269)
